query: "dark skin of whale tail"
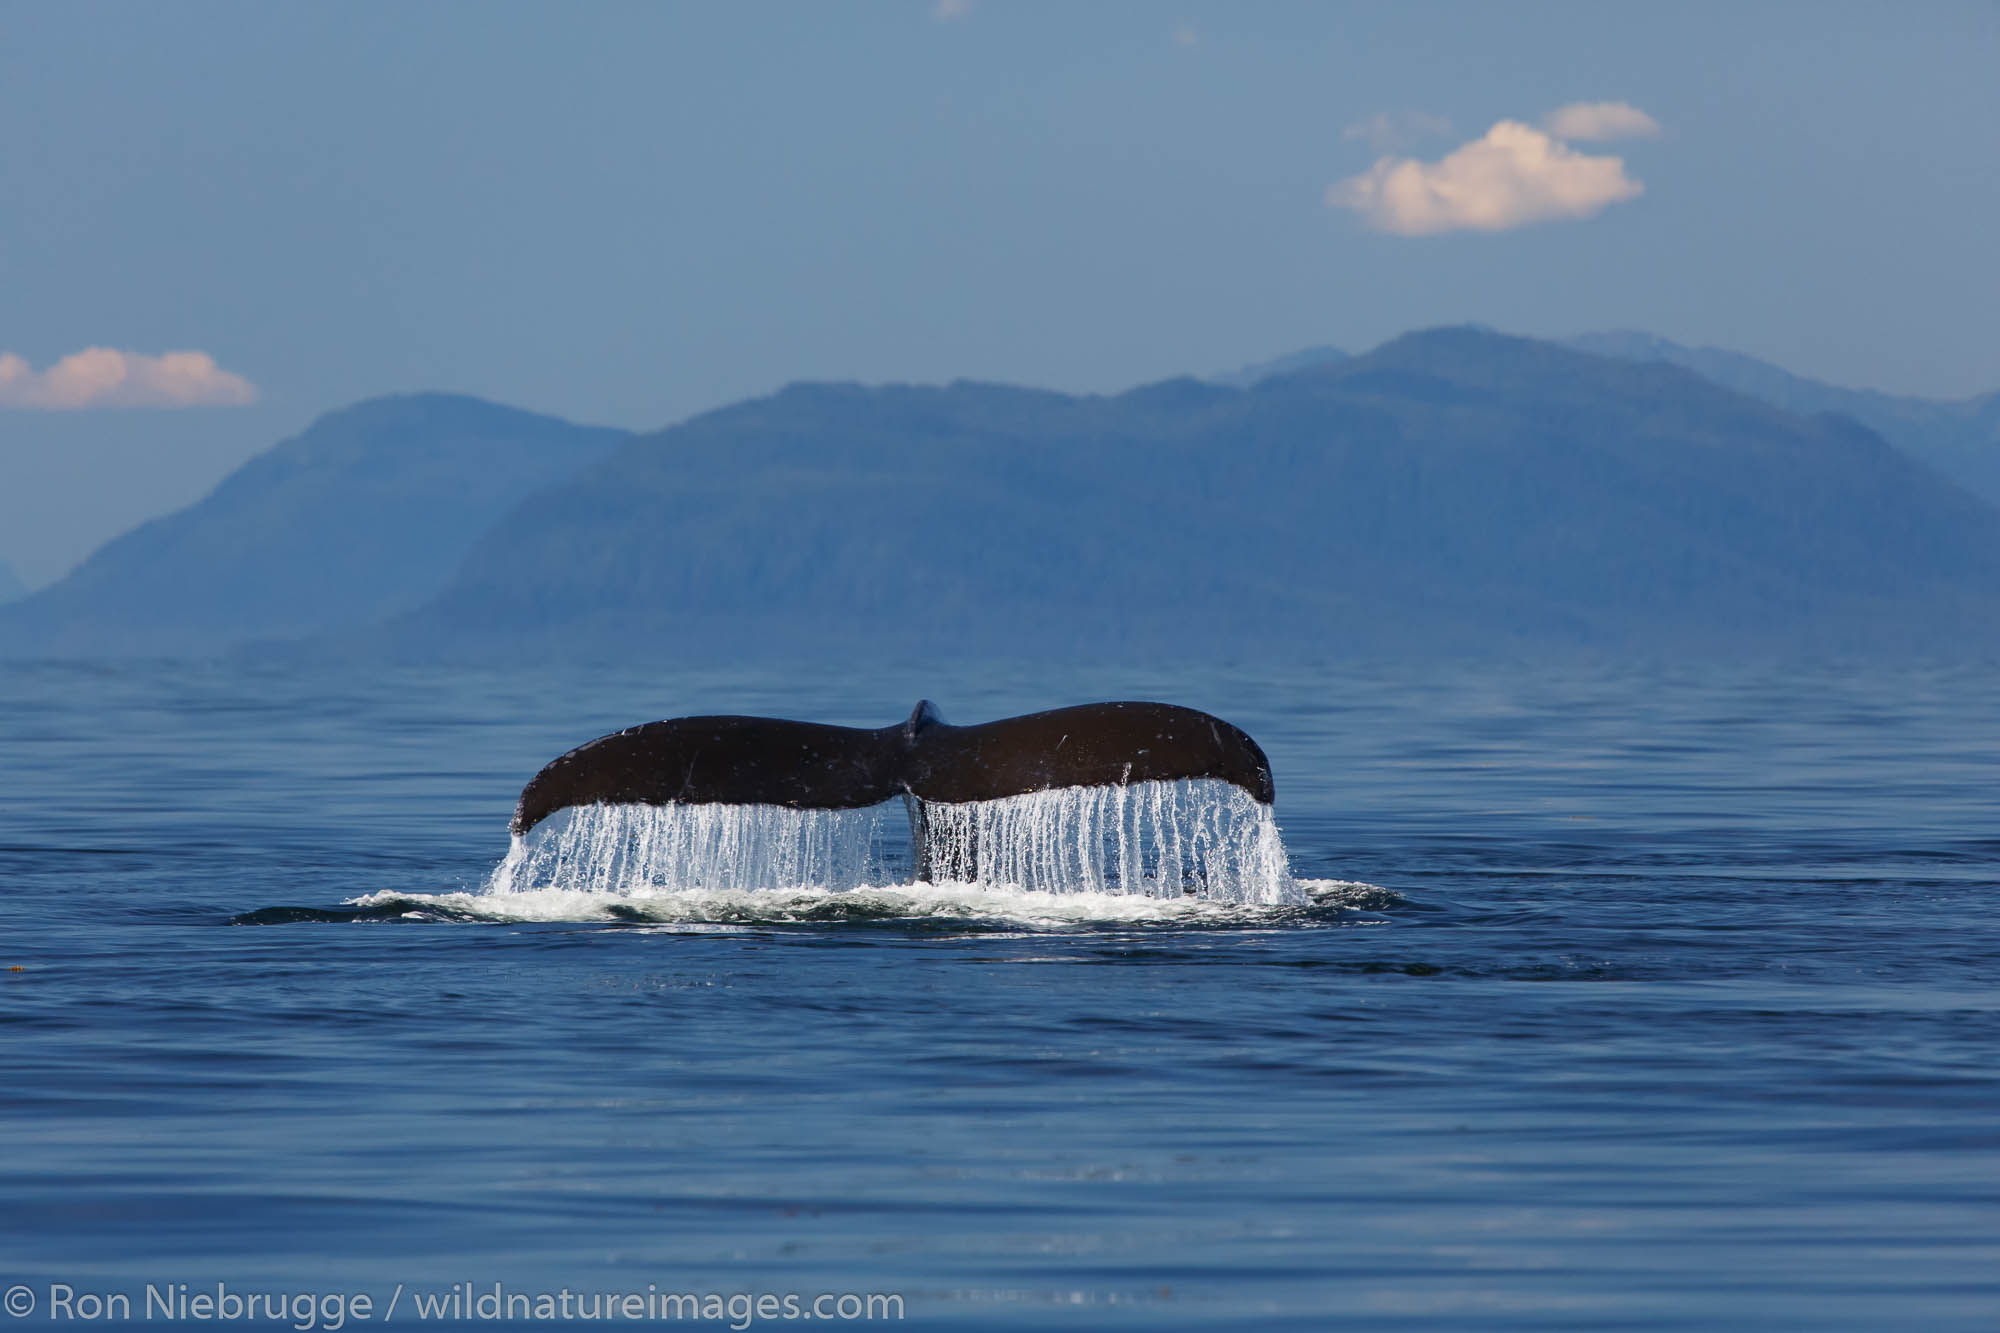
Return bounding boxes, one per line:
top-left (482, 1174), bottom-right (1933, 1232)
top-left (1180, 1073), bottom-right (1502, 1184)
top-left (510, 700), bottom-right (1275, 837)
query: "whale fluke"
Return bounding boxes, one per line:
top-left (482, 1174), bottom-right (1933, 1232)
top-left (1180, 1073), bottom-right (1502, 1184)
top-left (510, 700), bottom-right (1274, 837)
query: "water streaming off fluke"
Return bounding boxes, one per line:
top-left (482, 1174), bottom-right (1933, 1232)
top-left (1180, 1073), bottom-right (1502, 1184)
top-left (490, 800), bottom-right (895, 896)
top-left (914, 780), bottom-right (1297, 904)
top-left (487, 778), bottom-right (1299, 906)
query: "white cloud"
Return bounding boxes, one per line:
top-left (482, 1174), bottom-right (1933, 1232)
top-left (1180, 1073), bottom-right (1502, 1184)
top-left (1327, 120), bottom-right (1643, 236)
top-left (1542, 101), bottom-right (1662, 142)
top-left (1342, 110), bottom-right (1454, 152)
top-left (0, 348), bottom-right (258, 410)
top-left (932, 0), bottom-right (971, 20)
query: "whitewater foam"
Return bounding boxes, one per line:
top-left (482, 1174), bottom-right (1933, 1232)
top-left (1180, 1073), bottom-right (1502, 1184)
top-left (348, 878), bottom-right (1388, 929)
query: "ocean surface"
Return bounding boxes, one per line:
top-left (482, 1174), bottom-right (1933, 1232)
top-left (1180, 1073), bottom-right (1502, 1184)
top-left (3, 657), bottom-right (1997, 1330)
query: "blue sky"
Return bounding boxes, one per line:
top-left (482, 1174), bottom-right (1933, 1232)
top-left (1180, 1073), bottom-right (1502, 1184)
top-left (2, 1), bottom-right (1996, 584)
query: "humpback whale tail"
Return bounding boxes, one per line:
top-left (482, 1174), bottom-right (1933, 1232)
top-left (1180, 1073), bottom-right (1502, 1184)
top-left (510, 699), bottom-right (1276, 839)
top-left (504, 701), bottom-right (1289, 901)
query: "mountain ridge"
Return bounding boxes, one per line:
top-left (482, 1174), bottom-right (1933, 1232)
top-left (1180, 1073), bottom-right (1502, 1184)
top-left (1567, 330), bottom-right (2000, 506)
top-left (0, 393), bottom-right (628, 655)
top-left (388, 327), bottom-right (2000, 662)
top-left (8, 328), bottom-right (1998, 664)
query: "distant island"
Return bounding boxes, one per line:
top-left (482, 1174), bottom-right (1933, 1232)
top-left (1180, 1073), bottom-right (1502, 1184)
top-left (5, 327), bottom-right (1997, 663)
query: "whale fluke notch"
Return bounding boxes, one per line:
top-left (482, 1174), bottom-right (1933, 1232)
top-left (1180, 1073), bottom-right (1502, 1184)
top-left (510, 700), bottom-right (1274, 836)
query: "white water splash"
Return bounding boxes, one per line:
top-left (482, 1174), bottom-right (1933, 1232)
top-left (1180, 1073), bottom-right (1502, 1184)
top-left (485, 779), bottom-right (1301, 906)
top-left (354, 878), bottom-right (1383, 928)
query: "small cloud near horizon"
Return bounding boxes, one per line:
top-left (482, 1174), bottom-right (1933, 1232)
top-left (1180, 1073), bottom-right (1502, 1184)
top-left (0, 348), bottom-right (258, 410)
top-left (1542, 101), bottom-right (1662, 142)
top-left (1342, 110), bottom-right (1453, 152)
top-left (932, 0), bottom-right (971, 21)
top-left (1328, 114), bottom-right (1647, 236)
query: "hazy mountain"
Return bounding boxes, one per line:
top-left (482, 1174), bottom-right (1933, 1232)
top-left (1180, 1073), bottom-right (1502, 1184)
top-left (0, 559), bottom-right (25, 605)
top-left (1, 394), bottom-right (627, 655)
top-left (1209, 345), bottom-right (1347, 388)
top-left (389, 328), bottom-right (2000, 662)
top-left (1569, 331), bottom-right (2000, 507)
top-left (14, 330), bottom-right (1998, 664)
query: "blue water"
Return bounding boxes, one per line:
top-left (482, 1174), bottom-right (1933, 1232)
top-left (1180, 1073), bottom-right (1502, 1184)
top-left (3, 659), bottom-right (1998, 1330)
